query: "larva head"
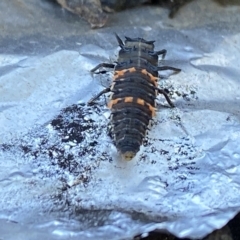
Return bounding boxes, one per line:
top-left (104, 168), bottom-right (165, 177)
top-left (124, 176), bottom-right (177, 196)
top-left (125, 36), bottom-right (155, 45)
top-left (121, 151), bottom-right (136, 161)
top-left (124, 36), bottom-right (155, 51)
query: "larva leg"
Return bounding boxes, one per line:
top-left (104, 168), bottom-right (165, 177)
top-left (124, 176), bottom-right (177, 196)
top-left (152, 49), bottom-right (167, 59)
top-left (157, 88), bottom-right (175, 108)
top-left (158, 66), bottom-right (181, 73)
top-left (114, 33), bottom-right (124, 47)
top-left (88, 87), bottom-right (111, 105)
top-left (91, 63), bottom-right (115, 73)
top-left (91, 69), bottom-right (109, 75)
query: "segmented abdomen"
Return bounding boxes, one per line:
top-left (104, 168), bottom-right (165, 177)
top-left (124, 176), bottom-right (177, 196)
top-left (109, 38), bottom-right (159, 160)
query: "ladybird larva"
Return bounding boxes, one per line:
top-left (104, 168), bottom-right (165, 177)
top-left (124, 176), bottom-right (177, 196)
top-left (88, 34), bottom-right (181, 160)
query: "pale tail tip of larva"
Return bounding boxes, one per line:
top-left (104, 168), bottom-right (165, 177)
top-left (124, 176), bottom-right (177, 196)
top-left (121, 151), bottom-right (136, 161)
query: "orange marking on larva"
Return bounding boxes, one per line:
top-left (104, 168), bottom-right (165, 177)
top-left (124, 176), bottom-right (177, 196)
top-left (113, 68), bottom-right (136, 80)
top-left (114, 70), bottom-right (126, 80)
top-left (124, 97), bottom-right (134, 103)
top-left (141, 69), bottom-right (158, 86)
top-left (108, 98), bottom-right (121, 109)
top-left (136, 98), bottom-right (145, 106)
top-left (147, 103), bottom-right (156, 117)
top-left (136, 98), bottom-right (156, 117)
top-left (128, 67), bottom-right (136, 73)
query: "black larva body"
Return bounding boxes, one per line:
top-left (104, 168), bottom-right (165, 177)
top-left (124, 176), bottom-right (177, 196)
top-left (88, 34), bottom-right (181, 160)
